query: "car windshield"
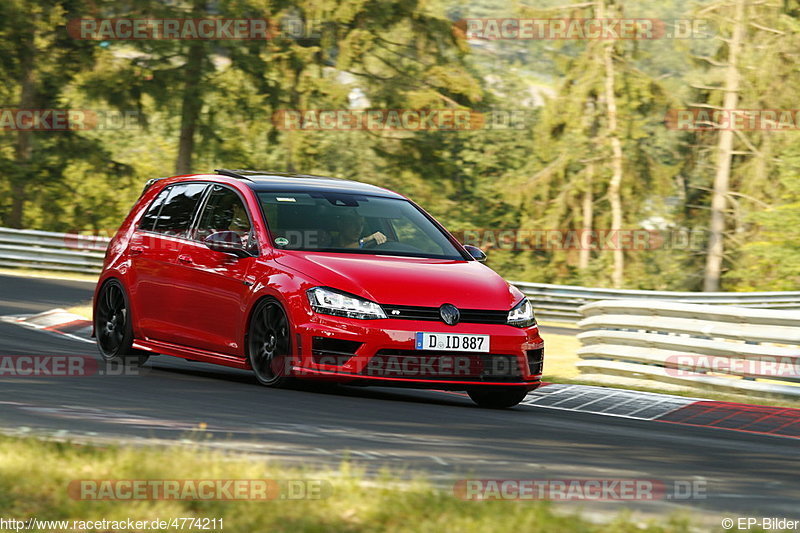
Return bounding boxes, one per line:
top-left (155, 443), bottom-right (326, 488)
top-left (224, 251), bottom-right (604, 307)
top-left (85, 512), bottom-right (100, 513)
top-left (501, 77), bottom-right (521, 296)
top-left (257, 192), bottom-right (465, 260)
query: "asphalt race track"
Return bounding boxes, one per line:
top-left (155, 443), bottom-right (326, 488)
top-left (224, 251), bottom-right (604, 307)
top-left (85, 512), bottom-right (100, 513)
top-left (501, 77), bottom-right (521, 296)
top-left (1, 273), bottom-right (799, 524)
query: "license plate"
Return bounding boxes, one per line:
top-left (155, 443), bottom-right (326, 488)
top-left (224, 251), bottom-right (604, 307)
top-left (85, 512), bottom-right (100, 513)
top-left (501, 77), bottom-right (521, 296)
top-left (415, 332), bottom-right (490, 353)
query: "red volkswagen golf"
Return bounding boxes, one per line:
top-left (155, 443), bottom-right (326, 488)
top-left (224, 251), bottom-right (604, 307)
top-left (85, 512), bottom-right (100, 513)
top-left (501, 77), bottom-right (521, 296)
top-left (93, 170), bottom-right (544, 408)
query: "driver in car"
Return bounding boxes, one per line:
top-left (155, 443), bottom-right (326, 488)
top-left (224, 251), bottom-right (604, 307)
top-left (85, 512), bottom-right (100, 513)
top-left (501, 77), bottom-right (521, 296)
top-left (335, 211), bottom-right (387, 249)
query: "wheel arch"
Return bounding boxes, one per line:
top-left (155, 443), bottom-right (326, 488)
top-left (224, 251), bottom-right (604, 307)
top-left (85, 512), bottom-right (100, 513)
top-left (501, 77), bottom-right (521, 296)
top-left (242, 292), bottom-right (294, 369)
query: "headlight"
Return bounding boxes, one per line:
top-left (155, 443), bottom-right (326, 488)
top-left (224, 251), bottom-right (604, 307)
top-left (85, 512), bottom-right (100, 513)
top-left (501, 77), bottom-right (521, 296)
top-left (507, 298), bottom-right (536, 328)
top-left (307, 287), bottom-right (386, 320)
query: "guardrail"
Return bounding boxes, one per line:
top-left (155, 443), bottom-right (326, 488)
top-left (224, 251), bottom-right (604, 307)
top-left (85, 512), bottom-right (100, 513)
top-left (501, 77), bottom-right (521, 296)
top-left (576, 300), bottom-right (800, 398)
top-left (0, 227), bottom-right (109, 274)
top-left (511, 281), bottom-right (800, 321)
top-left (1, 225), bottom-right (800, 320)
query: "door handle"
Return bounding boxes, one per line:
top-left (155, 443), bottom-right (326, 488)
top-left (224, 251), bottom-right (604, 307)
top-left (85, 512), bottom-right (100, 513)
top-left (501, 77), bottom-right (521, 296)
top-left (177, 254), bottom-right (193, 264)
top-left (130, 246), bottom-right (143, 256)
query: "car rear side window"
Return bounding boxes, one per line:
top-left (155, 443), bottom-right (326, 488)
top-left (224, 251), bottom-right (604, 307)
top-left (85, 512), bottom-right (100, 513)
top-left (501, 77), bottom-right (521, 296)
top-left (139, 187), bottom-right (171, 232)
top-left (140, 183), bottom-right (207, 237)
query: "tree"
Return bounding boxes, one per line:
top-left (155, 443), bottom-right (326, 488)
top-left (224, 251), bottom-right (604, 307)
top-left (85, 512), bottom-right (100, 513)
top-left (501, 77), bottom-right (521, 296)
top-left (687, 0), bottom-right (800, 290)
top-left (702, 0), bottom-right (746, 291)
top-left (599, 0), bottom-right (625, 288)
top-left (502, 0), bottom-right (675, 288)
top-left (0, 0), bottom-right (101, 227)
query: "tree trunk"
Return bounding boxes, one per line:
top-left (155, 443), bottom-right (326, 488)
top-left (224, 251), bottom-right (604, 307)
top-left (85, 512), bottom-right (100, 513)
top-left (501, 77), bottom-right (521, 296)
top-left (703, 0), bottom-right (746, 291)
top-left (578, 163), bottom-right (594, 270)
top-left (9, 29), bottom-right (37, 228)
top-left (175, 39), bottom-right (206, 175)
top-left (284, 65), bottom-right (305, 173)
top-left (601, 1), bottom-right (625, 289)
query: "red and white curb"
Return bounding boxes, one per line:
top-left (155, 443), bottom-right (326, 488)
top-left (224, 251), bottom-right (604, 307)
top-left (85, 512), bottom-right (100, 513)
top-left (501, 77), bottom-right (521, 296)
top-left (521, 383), bottom-right (699, 420)
top-left (1, 308), bottom-right (94, 345)
top-left (523, 383), bottom-right (800, 438)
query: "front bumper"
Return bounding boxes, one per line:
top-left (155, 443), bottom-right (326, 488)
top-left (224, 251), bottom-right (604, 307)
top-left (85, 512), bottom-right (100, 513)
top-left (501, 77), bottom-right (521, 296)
top-left (291, 314), bottom-right (544, 390)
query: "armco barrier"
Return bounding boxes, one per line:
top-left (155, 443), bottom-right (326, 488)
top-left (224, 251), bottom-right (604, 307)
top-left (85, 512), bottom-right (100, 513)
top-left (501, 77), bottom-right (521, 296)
top-left (576, 300), bottom-right (800, 397)
top-left (511, 281), bottom-right (800, 321)
top-left (0, 227), bottom-right (108, 274)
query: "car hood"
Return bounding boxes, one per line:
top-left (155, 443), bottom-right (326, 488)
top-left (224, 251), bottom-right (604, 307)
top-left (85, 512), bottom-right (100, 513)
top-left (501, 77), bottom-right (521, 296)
top-left (275, 252), bottom-right (522, 310)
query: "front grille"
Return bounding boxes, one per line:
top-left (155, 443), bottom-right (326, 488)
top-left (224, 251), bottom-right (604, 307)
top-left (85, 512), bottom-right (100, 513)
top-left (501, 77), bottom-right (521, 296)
top-left (311, 337), bottom-right (362, 366)
top-left (527, 348), bottom-right (544, 375)
top-left (363, 349), bottom-right (523, 382)
top-left (381, 305), bottom-right (508, 325)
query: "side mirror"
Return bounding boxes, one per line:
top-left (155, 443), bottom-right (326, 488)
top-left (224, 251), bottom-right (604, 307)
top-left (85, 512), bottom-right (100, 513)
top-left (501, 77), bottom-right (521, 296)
top-left (463, 244), bottom-right (487, 262)
top-left (204, 231), bottom-right (251, 258)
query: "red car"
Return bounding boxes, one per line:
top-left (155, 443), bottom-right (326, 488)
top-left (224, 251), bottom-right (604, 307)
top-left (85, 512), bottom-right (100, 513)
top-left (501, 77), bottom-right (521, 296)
top-left (93, 170), bottom-right (544, 408)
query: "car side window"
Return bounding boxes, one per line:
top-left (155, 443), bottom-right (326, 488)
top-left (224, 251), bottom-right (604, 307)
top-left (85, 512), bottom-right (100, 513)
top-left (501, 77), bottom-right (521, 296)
top-left (146, 183), bottom-right (207, 237)
top-left (139, 187), bottom-right (172, 232)
top-left (193, 185), bottom-right (254, 248)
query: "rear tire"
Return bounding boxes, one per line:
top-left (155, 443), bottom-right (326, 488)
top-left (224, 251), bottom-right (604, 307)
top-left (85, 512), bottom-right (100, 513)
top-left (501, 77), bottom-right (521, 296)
top-left (467, 386), bottom-right (529, 408)
top-left (94, 279), bottom-right (149, 365)
top-left (247, 298), bottom-right (293, 387)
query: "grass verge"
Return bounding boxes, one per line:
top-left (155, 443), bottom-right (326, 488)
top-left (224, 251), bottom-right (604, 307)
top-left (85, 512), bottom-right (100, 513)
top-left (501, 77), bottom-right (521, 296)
top-left (65, 303), bottom-right (93, 320)
top-left (0, 267), bottom-right (98, 283)
top-left (540, 331), bottom-right (800, 408)
top-left (0, 435), bottom-right (697, 533)
top-left (540, 332), bottom-right (582, 380)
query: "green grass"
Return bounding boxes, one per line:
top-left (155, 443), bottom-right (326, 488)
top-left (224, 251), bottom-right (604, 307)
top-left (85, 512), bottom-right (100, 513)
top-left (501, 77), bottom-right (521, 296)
top-left (0, 267), bottom-right (98, 283)
top-left (0, 435), bottom-right (699, 532)
top-left (65, 303), bottom-right (93, 319)
top-left (541, 331), bottom-right (583, 380)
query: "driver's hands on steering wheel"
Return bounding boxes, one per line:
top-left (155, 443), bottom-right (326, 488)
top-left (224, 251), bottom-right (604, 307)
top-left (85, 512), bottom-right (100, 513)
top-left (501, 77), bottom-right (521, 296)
top-left (363, 231), bottom-right (387, 245)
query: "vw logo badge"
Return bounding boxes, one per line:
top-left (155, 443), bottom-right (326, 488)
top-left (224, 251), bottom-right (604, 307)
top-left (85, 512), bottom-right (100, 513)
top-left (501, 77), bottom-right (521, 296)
top-left (439, 303), bottom-right (460, 326)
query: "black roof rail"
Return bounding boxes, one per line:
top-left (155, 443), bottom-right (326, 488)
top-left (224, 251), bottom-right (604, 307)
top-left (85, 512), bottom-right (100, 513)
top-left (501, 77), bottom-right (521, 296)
top-left (214, 168), bottom-right (353, 183)
top-left (214, 168), bottom-right (254, 181)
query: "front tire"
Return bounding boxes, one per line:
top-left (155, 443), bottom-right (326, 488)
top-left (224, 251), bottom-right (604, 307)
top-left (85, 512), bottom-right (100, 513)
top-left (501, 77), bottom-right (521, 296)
top-left (467, 386), bottom-right (529, 409)
top-left (94, 279), bottom-right (149, 365)
top-left (247, 298), bottom-right (293, 387)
